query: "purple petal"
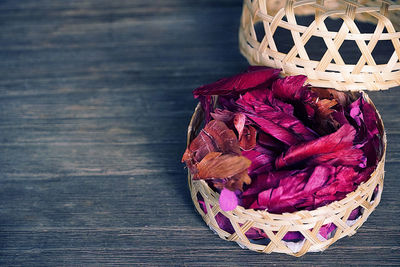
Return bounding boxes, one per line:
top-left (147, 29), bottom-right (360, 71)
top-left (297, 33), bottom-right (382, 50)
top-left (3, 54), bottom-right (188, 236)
top-left (319, 223), bottom-right (336, 239)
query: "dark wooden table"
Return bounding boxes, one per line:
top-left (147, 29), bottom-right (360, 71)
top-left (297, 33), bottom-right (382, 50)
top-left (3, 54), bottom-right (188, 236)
top-left (0, 0), bottom-right (399, 266)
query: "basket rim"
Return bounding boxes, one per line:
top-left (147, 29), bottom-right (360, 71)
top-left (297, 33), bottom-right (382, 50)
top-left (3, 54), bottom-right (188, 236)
top-left (187, 92), bottom-right (387, 220)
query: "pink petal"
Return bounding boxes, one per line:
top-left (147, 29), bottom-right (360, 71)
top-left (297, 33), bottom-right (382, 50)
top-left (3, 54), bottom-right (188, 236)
top-left (248, 114), bottom-right (301, 146)
top-left (219, 188), bottom-right (238, 211)
top-left (275, 124), bottom-right (356, 169)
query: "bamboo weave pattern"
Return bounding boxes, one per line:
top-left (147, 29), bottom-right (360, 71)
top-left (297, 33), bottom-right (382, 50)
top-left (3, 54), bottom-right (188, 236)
top-left (239, 0), bottom-right (400, 91)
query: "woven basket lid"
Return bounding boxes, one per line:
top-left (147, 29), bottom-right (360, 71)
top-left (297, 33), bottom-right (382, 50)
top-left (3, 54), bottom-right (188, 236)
top-left (239, 0), bottom-right (400, 91)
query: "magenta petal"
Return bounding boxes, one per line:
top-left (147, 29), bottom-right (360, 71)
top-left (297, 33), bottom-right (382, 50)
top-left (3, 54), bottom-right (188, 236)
top-left (198, 95), bottom-right (213, 123)
top-left (275, 124), bottom-right (356, 169)
top-left (242, 149), bottom-right (274, 175)
top-left (350, 105), bottom-right (362, 126)
top-left (272, 75), bottom-right (308, 102)
top-left (248, 114), bottom-right (301, 146)
top-left (303, 165), bottom-right (333, 193)
top-left (357, 94), bottom-right (380, 135)
top-left (219, 188), bottom-right (238, 211)
top-left (348, 207), bottom-right (362, 220)
top-left (257, 132), bottom-right (284, 151)
top-left (254, 109), bottom-right (318, 141)
top-left (193, 67), bottom-right (280, 98)
top-left (256, 189), bottom-right (273, 210)
top-left (310, 147), bottom-right (365, 167)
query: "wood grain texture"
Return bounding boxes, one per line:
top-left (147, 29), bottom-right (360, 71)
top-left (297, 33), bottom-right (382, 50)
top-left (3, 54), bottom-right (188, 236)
top-left (0, 0), bottom-right (399, 266)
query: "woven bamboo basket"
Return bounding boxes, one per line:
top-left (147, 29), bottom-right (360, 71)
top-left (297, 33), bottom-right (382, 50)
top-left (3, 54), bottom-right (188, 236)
top-left (239, 0), bottom-right (400, 91)
top-left (186, 0), bottom-right (395, 257)
top-left (187, 94), bottom-right (386, 256)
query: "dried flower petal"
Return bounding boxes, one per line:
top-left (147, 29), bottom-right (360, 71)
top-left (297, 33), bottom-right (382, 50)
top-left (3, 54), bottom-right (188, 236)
top-left (224, 170), bottom-right (252, 191)
top-left (248, 114), bottom-right (301, 146)
top-left (272, 75), bottom-right (308, 102)
top-left (194, 152), bottom-right (251, 180)
top-left (193, 67), bottom-right (280, 98)
top-left (311, 87), bottom-right (350, 107)
top-left (211, 108), bottom-right (235, 122)
top-left (239, 125), bottom-right (257, 151)
top-left (219, 188), bottom-right (238, 211)
top-left (234, 113), bottom-right (246, 139)
top-left (316, 98), bottom-right (338, 118)
top-left (275, 124), bottom-right (356, 169)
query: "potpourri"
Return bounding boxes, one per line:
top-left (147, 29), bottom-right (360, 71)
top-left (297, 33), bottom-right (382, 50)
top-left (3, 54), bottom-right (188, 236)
top-left (182, 67), bottom-right (383, 241)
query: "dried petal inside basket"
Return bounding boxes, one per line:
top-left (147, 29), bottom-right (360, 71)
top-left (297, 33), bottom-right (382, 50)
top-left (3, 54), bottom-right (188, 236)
top-left (183, 67), bottom-right (384, 224)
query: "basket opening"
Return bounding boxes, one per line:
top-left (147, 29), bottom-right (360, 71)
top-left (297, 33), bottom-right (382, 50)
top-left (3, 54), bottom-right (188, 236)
top-left (369, 184), bottom-right (379, 203)
top-left (337, 40), bottom-right (363, 65)
top-left (304, 36), bottom-right (328, 62)
top-left (283, 231), bottom-right (305, 242)
top-left (273, 26), bottom-right (294, 54)
top-left (254, 22), bottom-right (265, 43)
top-left (371, 39), bottom-right (395, 65)
top-left (196, 191), bottom-right (204, 203)
top-left (243, 227), bottom-right (270, 244)
top-left (248, 236), bottom-right (271, 246)
top-left (196, 193), bottom-right (208, 218)
top-left (198, 196), bottom-right (236, 235)
top-left (295, 15), bottom-right (314, 28)
top-left (325, 69), bottom-right (340, 73)
top-left (349, 206), bottom-right (363, 221)
top-left (325, 17), bottom-right (345, 33)
top-left (353, 18), bottom-right (379, 33)
top-left (215, 212), bottom-right (235, 235)
top-left (315, 223), bottom-right (335, 240)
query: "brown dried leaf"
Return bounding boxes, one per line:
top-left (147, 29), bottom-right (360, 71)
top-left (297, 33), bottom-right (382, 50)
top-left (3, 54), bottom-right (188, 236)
top-left (183, 130), bottom-right (216, 163)
top-left (225, 170), bottom-right (252, 191)
top-left (182, 120), bottom-right (240, 165)
top-left (194, 152), bottom-right (251, 181)
top-left (204, 120), bottom-right (241, 155)
top-left (311, 87), bottom-right (350, 107)
top-left (316, 98), bottom-right (337, 118)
